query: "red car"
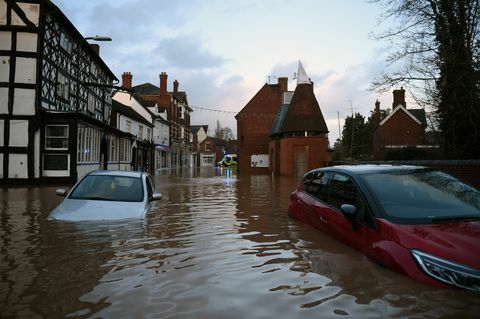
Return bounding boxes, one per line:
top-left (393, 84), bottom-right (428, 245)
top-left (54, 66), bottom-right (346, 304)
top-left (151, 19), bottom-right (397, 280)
top-left (288, 165), bottom-right (480, 291)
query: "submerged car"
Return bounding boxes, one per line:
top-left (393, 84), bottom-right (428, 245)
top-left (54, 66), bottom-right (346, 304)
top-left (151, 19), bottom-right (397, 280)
top-left (289, 165), bottom-right (480, 291)
top-left (48, 170), bottom-right (162, 221)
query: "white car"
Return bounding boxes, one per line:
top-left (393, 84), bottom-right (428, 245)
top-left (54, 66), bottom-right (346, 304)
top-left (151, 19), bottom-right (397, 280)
top-left (48, 170), bottom-right (162, 221)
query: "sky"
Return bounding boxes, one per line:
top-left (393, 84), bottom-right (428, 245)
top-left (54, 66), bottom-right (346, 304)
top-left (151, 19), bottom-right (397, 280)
top-left (54, 0), bottom-right (405, 142)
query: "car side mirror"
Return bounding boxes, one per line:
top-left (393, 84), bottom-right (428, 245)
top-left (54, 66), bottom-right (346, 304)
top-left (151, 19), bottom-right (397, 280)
top-left (150, 192), bottom-right (162, 201)
top-left (55, 189), bottom-right (67, 197)
top-left (340, 204), bottom-right (358, 230)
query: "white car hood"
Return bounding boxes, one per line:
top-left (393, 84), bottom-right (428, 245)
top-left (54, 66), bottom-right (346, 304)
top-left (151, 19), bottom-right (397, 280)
top-left (48, 198), bottom-right (148, 221)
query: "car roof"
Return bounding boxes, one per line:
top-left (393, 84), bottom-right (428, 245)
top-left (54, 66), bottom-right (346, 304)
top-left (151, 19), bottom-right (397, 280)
top-left (313, 164), bottom-right (427, 175)
top-left (87, 170), bottom-right (146, 178)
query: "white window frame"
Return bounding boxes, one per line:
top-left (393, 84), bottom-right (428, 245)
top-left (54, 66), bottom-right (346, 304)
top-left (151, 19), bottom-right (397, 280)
top-left (43, 154), bottom-right (70, 177)
top-left (125, 120), bottom-right (131, 133)
top-left (138, 125), bottom-right (143, 139)
top-left (45, 125), bottom-right (69, 150)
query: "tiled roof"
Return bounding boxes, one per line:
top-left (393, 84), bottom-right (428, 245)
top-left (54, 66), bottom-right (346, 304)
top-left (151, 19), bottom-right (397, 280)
top-left (409, 109), bottom-right (427, 127)
top-left (275, 83), bottom-right (328, 135)
top-left (132, 83), bottom-right (159, 95)
top-left (270, 104), bottom-right (290, 136)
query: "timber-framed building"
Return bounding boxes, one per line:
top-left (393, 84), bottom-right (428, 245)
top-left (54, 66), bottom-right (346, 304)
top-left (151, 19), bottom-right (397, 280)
top-left (0, 0), bottom-right (127, 184)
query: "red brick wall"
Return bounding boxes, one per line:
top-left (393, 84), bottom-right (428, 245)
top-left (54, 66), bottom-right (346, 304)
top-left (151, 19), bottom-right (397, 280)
top-left (379, 110), bottom-right (425, 146)
top-left (236, 84), bottom-right (283, 175)
top-left (278, 136), bottom-right (330, 176)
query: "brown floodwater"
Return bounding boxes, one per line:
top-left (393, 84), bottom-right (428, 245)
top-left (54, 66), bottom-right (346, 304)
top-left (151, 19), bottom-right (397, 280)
top-left (1, 168), bottom-right (479, 319)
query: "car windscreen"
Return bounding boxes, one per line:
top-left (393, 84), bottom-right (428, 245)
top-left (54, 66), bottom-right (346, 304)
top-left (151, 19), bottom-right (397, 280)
top-left (69, 175), bottom-right (144, 202)
top-left (362, 170), bottom-right (480, 224)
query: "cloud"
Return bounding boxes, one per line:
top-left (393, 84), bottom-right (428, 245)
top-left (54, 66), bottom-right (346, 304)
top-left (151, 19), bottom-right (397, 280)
top-left (152, 35), bottom-right (227, 69)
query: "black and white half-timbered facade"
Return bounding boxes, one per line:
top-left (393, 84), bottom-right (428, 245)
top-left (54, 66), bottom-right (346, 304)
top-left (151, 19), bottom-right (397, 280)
top-left (0, 0), bottom-right (128, 184)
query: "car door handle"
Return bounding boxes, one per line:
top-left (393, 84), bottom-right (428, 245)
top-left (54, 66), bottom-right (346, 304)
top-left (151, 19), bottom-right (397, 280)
top-left (319, 215), bottom-right (327, 223)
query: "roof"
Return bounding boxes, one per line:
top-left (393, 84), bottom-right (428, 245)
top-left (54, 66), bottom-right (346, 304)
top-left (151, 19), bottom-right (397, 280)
top-left (270, 104), bottom-right (290, 136)
top-left (112, 100), bottom-right (153, 127)
top-left (132, 83), bottom-right (191, 111)
top-left (380, 105), bottom-right (427, 127)
top-left (274, 83), bottom-right (329, 135)
top-left (46, 1), bottom-right (117, 82)
top-left (205, 136), bottom-right (228, 146)
top-left (235, 83), bottom-right (283, 118)
top-left (190, 125), bottom-right (208, 134)
top-left (132, 83), bottom-right (159, 95)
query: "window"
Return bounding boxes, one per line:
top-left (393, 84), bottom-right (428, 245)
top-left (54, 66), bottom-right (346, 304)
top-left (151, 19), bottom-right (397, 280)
top-left (109, 136), bottom-right (118, 162)
top-left (77, 126), bottom-right (101, 163)
top-left (56, 72), bottom-right (69, 100)
top-left (205, 142), bottom-right (211, 151)
top-left (305, 171), bottom-right (332, 203)
top-left (45, 125), bottom-right (68, 150)
top-left (146, 128), bottom-right (151, 140)
top-left (44, 154), bottom-right (68, 170)
top-left (138, 125), bottom-right (143, 139)
top-left (59, 32), bottom-right (72, 54)
top-left (125, 120), bottom-right (131, 133)
top-left (178, 106), bottom-right (183, 119)
top-left (118, 138), bottom-right (131, 162)
top-left (87, 93), bottom-right (95, 113)
top-left (43, 153), bottom-right (70, 176)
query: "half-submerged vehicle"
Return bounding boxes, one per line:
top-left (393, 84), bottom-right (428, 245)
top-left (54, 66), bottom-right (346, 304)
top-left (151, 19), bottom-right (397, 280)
top-left (49, 170), bottom-right (162, 221)
top-left (289, 165), bottom-right (480, 291)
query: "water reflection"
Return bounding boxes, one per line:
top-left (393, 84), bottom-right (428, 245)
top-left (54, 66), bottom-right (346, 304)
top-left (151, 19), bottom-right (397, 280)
top-left (1, 171), bottom-right (479, 318)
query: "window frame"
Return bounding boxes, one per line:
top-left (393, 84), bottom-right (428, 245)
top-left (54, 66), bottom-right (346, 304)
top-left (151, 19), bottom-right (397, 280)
top-left (45, 124), bottom-right (69, 150)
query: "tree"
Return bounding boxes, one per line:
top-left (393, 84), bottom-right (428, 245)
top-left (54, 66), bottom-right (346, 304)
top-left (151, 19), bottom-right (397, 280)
top-left (371, 0), bottom-right (480, 158)
top-left (214, 120), bottom-right (235, 140)
top-left (340, 113), bottom-right (371, 160)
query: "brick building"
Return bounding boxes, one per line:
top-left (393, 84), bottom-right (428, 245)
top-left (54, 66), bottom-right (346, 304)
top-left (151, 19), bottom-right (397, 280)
top-left (235, 77), bottom-right (288, 174)
top-left (373, 87), bottom-right (428, 159)
top-left (122, 72), bottom-right (192, 168)
top-left (236, 62), bottom-right (330, 176)
top-left (269, 63), bottom-right (330, 175)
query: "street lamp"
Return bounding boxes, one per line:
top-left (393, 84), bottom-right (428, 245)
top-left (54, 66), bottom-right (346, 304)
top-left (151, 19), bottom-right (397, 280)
top-left (84, 35), bottom-right (112, 41)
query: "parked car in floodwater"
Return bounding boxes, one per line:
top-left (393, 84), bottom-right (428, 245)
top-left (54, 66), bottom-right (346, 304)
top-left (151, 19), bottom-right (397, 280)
top-left (48, 170), bottom-right (162, 221)
top-left (289, 165), bottom-right (480, 291)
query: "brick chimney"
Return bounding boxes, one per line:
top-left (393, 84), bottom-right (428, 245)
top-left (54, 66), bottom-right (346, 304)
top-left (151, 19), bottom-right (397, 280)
top-left (89, 43), bottom-right (100, 55)
top-left (278, 77), bottom-right (288, 92)
top-left (374, 100), bottom-right (381, 126)
top-left (173, 80), bottom-right (179, 93)
top-left (160, 72), bottom-right (168, 96)
top-left (122, 72), bottom-right (132, 89)
top-left (392, 87), bottom-right (406, 108)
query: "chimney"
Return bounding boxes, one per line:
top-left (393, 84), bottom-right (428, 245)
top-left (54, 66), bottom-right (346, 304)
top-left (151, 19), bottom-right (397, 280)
top-left (89, 43), bottom-right (100, 55)
top-left (278, 77), bottom-right (288, 92)
top-left (374, 100), bottom-right (381, 126)
top-left (392, 87), bottom-right (406, 108)
top-left (160, 72), bottom-right (168, 95)
top-left (122, 72), bottom-right (132, 89)
top-left (173, 80), bottom-right (179, 93)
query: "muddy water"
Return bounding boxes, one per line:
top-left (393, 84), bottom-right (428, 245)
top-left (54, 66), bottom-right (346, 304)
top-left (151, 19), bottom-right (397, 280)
top-left (1, 168), bottom-right (479, 318)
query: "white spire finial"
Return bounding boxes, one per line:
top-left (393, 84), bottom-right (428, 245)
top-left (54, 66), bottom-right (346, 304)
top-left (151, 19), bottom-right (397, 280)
top-left (297, 60), bottom-right (311, 85)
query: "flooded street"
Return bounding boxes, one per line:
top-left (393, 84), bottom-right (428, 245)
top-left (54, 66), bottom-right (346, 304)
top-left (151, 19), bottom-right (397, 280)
top-left (1, 168), bottom-right (479, 319)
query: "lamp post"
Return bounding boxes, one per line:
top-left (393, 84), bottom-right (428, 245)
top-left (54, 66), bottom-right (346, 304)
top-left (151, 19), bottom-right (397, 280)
top-left (84, 35), bottom-right (112, 41)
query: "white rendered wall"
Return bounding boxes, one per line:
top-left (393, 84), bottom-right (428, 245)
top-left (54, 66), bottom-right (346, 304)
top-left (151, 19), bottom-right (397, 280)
top-left (8, 153), bottom-right (28, 178)
top-left (9, 120), bottom-right (28, 147)
top-left (13, 88), bottom-right (35, 115)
